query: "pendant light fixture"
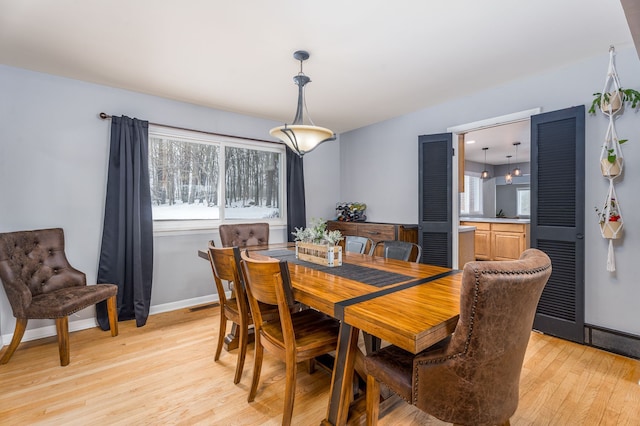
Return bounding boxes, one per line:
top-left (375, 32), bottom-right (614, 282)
top-left (481, 147), bottom-right (490, 179)
top-left (512, 142), bottom-right (522, 177)
top-left (269, 50), bottom-right (336, 157)
top-left (505, 155), bottom-right (513, 185)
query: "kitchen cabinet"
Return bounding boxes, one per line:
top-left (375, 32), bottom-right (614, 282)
top-left (460, 220), bottom-right (529, 261)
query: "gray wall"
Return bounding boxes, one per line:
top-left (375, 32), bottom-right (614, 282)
top-left (336, 46), bottom-right (640, 336)
top-left (0, 65), bottom-right (340, 343)
top-left (2, 45), bottom-right (640, 343)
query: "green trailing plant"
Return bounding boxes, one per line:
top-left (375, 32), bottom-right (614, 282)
top-left (604, 139), bottom-right (627, 164)
top-left (588, 88), bottom-right (640, 114)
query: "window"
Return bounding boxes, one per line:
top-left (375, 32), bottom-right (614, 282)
top-left (148, 126), bottom-right (285, 227)
top-left (459, 174), bottom-right (483, 216)
top-left (517, 187), bottom-right (530, 217)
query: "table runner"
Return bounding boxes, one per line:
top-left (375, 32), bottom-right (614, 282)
top-left (259, 249), bottom-right (413, 288)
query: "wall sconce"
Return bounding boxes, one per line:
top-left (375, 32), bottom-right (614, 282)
top-left (505, 155), bottom-right (513, 185)
top-left (513, 142), bottom-right (522, 177)
top-left (481, 147), bottom-right (490, 179)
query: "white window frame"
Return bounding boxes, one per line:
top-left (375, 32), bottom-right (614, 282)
top-left (460, 172), bottom-right (483, 216)
top-left (149, 125), bottom-right (287, 233)
top-left (517, 187), bottom-right (531, 217)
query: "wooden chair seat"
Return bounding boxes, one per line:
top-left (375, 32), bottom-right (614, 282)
top-left (260, 309), bottom-right (340, 361)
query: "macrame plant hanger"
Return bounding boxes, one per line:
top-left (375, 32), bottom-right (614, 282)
top-left (598, 46), bottom-right (625, 271)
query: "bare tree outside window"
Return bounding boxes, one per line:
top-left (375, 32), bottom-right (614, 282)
top-left (225, 146), bottom-right (280, 219)
top-left (148, 133), bottom-right (282, 221)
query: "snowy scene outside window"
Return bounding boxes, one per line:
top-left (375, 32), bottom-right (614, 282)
top-left (148, 129), bottom-right (284, 222)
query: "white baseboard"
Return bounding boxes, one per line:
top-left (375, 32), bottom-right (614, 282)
top-left (0, 292), bottom-right (227, 347)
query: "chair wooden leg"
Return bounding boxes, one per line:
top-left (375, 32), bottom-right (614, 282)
top-left (366, 375), bottom-right (380, 426)
top-left (306, 358), bottom-right (316, 374)
top-left (282, 355), bottom-right (297, 426)
top-left (363, 332), bottom-right (381, 355)
top-left (248, 335), bottom-right (263, 402)
top-left (215, 313), bottom-right (227, 362)
top-left (106, 295), bottom-right (119, 337)
top-left (234, 320), bottom-right (248, 384)
top-left (55, 316), bottom-right (70, 366)
top-left (0, 318), bottom-right (27, 364)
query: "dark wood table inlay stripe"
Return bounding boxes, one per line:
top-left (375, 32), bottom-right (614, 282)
top-left (260, 249), bottom-right (414, 288)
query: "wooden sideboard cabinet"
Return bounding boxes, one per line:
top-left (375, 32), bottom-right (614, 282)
top-left (326, 221), bottom-right (418, 245)
top-left (460, 221), bottom-right (530, 261)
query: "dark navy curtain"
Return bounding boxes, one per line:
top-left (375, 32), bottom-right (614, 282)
top-left (286, 147), bottom-right (306, 242)
top-left (96, 116), bottom-right (154, 329)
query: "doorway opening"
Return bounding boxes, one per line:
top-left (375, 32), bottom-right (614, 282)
top-left (447, 108), bottom-right (541, 268)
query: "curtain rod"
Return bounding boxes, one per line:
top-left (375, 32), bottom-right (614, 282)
top-left (99, 112), bottom-right (278, 145)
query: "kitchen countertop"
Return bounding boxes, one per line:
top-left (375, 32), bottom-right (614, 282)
top-left (460, 217), bottom-right (530, 224)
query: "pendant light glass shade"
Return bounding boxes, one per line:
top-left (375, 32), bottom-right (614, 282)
top-left (270, 125), bottom-right (334, 155)
top-left (505, 155), bottom-right (513, 185)
top-left (481, 147), bottom-right (490, 179)
top-left (269, 50), bottom-right (336, 156)
top-left (512, 141), bottom-right (522, 176)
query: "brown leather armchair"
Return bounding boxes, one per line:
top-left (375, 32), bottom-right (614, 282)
top-left (0, 228), bottom-right (118, 366)
top-left (364, 248), bottom-right (552, 426)
top-left (219, 223), bottom-right (269, 248)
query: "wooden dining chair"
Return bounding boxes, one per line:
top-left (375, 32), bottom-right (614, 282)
top-left (207, 244), bottom-right (279, 384)
top-left (364, 249), bottom-right (552, 426)
top-left (371, 240), bottom-right (422, 263)
top-left (240, 250), bottom-right (340, 426)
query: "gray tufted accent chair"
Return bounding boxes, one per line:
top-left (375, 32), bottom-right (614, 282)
top-left (364, 248), bottom-right (552, 426)
top-left (0, 228), bottom-right (118, 366)
top-left (219, 223), bottom-right (269, 248)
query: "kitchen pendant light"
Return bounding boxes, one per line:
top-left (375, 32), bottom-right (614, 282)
top-left (269, 50), bottom-right (336, 156)
top-left (512, 142), bottom-right (522, 177)
top-left (481, 147), bottom-right (490, 179)
top-left (505, 155), bottom-right (513, 185)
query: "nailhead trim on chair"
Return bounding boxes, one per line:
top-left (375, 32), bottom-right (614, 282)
top-left (411, 261), bottom-right (552, 404)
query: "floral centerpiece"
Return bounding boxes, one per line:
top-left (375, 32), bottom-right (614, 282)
top-left (292, 218), bottom-right (343, 267)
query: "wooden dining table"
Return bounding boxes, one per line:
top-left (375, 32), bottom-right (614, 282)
top-left (199, 244), bottom-right (462, 425)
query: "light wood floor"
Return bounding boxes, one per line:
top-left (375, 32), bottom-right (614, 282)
top-left (1, 305), bottom-right (639, 425)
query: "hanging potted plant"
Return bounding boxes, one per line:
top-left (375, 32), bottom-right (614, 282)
top-left (595, 198), bottom-right (623, 239)
top-left (589, 88), bottom-right (640, 115)
top-left (600, 139), bottom-right (627, 177)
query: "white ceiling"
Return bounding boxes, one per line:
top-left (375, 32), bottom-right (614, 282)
top-left (0, 0), bottom-right (636, 146)
top-left (465, 121), bottom-right (530, 165)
